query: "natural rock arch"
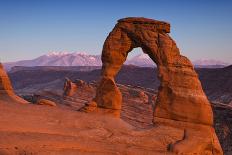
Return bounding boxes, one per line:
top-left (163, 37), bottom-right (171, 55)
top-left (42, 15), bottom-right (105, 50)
top-left (85, 17), bottom-right (213, 126)
top-left (0, 18), bottom-right (223, 154)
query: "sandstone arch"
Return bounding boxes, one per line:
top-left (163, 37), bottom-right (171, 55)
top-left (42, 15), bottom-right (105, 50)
top-left (87, 17), bottom-right (213, 126)
top-left (80, 17), bottom-right (223, 154)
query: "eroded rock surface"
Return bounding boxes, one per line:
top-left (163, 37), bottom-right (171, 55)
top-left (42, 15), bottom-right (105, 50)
top-left (63, 77), bottom-right (77, 97)
top-left (0, 63), bottom-right (28, 104)
top-left (91, 17), bottom-right (212, 125)
top-left (85, 17), bottom-right (222, 154)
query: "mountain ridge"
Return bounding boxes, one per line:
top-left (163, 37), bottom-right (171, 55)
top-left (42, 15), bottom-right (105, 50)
top-left (3, 52), bottom-right (231, 71)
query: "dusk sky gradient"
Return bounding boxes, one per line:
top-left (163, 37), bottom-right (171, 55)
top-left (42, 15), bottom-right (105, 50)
top-left (0, 0), bottom-right (231, 63)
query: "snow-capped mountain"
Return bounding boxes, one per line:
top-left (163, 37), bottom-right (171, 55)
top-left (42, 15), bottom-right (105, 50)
top-left (125, 53), bottom-right (155, 67)
top-left (3, 52), bottom-right (102, 71)
top-left (192, 59), bottom-right (230, 68)
top-left (3, 52), bottom-right (230, 71)
top-left (125, 54), bottom-right (230, 68)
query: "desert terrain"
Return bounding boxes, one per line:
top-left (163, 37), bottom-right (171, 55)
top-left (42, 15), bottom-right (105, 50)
top-left (1, 17), bottom-right (230, 155)
top-left (5, 65), bottom-right (231, 155)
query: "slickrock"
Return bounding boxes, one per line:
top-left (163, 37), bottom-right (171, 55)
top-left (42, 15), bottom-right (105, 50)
top-left (83, 17), bottom-right (223, 154)
top-left (0, 63), bottom-right (28, 104)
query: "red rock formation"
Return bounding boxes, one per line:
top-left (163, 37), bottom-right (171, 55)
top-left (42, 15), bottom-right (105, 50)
top-left (63, 78), bottom-right (95, 99)
top-left (138, 91), bottom-right (149, 104)
top-left (88, 17), bottom-right (211, 124)
top-left (83, 17), bottom-right (222, 154)
top-left (37, 99), bottom-right (56, 107)
top-left (63, 77), bottom-right (77, 97)
top-left (0, 63), bottom-right (28, 104)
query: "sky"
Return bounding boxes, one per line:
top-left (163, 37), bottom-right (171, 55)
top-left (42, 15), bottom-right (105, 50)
top-left (0, 0), bottom-right (231, 63)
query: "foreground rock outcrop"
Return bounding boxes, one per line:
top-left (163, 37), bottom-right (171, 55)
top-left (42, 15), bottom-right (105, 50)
top-left (13, 76), bottom-right (231, 154)
top-left (0, 63), bottom-right (28, 104)
top-left (83, 17), bottom-right (222, 154)
top-left (0, 102), bottom-right (208, 155)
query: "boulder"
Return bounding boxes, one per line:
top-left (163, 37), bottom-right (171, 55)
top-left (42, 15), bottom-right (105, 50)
top-left (37, 99), bottom-right (56, 107)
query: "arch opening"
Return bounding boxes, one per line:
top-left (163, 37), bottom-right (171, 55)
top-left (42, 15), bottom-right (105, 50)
top-left (125, 47), bottom-right (155, 67)
top-left (117, 48), bottom-right (158, 128)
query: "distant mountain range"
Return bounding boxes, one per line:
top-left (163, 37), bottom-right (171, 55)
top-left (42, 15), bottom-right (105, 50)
top-left (192, 59), bottom-right (230, 68)
top-left (3, 52), bottom-right (101, 71)
top-left (125, 53), bottom-right (230, 68)
top-left (3, 52), bottom-right (230, 71)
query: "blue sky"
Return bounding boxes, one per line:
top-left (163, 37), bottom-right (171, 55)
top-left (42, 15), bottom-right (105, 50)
top-left (0, 0), bottom-right (231, 63)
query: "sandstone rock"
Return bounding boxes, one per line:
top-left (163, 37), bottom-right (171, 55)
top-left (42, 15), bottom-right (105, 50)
top-left (74, 79), bottom-right (94, 92)
top-left (63, 77), bottom-right (77, 97)
top-left (138, 91), bottom-right (149, 104)
top-left (83, 17), bottom-right (222, 154)
top-left (91, 17), bottom-right (213, 125)
top-left (151, 95), bottom-right (157, 107)
top-left (80, 100), bottom-right (120, 117)
top-left (63, 78), bottom-right (95, 98)
top-left (80, 100), bottom-right (98, 112)
top-left (0, 63), bottom-right (28, 104)
top-left (94, 77), bottom-right (122, 110)
top-left (74, 79), bottom-right (85, 86)
top-left (37, 99), bottom-right (56, 107)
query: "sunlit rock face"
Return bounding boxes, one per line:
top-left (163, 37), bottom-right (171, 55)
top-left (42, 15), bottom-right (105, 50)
top-left (92, 17), bottom-right (212, 125)
top-left (84, 17), bottom-right (223, 154)
top-left (0, 63), bottom-right (28, 104)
